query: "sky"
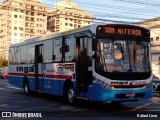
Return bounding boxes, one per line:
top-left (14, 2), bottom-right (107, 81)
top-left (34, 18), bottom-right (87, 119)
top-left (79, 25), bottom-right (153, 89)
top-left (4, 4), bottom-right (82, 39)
top-left (41, 0), bottom-right (160, 23)
top-left (0, 0), bottom-right (160, 23)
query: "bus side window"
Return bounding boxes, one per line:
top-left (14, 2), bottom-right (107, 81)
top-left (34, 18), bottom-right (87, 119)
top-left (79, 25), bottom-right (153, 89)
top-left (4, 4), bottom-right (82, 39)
top-left (65, 36), bottom-right (76, 62)
top-left (43, 39), bottom-right (53, 63)
top-left (53, 38), bottom-right (62, 62)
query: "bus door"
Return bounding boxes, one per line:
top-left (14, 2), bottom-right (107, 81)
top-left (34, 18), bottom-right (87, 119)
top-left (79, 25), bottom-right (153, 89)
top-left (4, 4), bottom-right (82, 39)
top-left (35, 45), bottom-right (44, 91)
top-left (76, 36), bottom-right (90, 98)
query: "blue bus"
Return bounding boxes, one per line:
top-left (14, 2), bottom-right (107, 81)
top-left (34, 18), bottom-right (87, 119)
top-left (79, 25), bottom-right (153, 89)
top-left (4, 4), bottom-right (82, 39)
top-left (9, 23), bottom-right (153, 104)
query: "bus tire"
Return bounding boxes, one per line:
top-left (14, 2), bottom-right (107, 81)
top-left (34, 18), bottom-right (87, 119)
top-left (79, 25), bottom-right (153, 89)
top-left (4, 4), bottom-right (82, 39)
top-left (65, 85), bottom-right (76, 105)
top-left (23, 80), bottom-right (31, 96)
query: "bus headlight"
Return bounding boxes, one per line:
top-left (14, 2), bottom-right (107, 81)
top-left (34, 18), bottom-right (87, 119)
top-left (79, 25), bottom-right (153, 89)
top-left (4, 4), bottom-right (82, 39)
top-left (144, 83), bottom-right (152, 88)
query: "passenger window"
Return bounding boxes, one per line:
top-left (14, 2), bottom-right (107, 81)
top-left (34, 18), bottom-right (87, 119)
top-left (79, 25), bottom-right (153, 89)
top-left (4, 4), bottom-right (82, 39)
top-left (65, 36), bottom-right (76, 62)
top-left (27, 44), bottom-right (35, 64)
top-left (20, 45), bottom-right (27, 64)
top-left (43, 40), bottom-right (53, 63)
top-left (53, 37), bottom-right (62, 62)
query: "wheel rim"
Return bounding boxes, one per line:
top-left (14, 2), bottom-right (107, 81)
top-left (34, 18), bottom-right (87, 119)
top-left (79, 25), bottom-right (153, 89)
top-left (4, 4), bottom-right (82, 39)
top-left (153, 84), bottom-right (157, 91)
top-left (68, 88), bottom-right (75, 103)
top-left (24, 83), bottom-right (28, 93)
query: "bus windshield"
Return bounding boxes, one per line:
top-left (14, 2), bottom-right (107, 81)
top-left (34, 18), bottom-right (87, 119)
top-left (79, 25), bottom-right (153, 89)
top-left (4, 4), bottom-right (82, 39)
top-left (95, 39), bottom-right (151, 73)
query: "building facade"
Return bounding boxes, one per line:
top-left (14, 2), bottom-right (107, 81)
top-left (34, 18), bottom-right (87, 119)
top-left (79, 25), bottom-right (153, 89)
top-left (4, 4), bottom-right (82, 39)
top-left (47, 0), bottom-right (93, 32)
top-left (0, 0), bottom-right (47, 59)
top-left (136, 18), bottom-right (160, 78)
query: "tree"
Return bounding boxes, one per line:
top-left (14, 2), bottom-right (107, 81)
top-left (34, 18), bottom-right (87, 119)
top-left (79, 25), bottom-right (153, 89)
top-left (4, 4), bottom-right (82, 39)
top-left (0, 56), bottom-right (8, 68)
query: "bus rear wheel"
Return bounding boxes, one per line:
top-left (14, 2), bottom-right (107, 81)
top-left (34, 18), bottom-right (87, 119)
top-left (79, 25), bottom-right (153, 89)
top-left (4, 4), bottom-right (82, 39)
top-left (65, 85), bottom-right (76, 105)
top-left (23, 81), bottom-right (31, 96)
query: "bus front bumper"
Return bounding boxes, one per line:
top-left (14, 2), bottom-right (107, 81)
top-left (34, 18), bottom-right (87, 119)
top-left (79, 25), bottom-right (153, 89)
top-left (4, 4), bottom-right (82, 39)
top-left (88, 83), bottom-right (153, 102)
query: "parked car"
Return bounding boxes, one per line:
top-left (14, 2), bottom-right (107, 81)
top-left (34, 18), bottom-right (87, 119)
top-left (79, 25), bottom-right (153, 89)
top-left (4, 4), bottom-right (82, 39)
top-left (0, 72), bottom-right (3, 79)
top-left (0, 67), bottom-right (8, 79)
top-left (1, 72), bottom-right (8, 79)
top-left (152, 75), bottom-right (160, 95)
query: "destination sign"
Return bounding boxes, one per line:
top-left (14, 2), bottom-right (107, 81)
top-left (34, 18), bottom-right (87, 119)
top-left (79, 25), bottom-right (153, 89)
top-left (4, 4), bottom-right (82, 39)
top-left (105, 27), bottom-right (141, 36)
top-left (96, 24), bottom-right (150, 38)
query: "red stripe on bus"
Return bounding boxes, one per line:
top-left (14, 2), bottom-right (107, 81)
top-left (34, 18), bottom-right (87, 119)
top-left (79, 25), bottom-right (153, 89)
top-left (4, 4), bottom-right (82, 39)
top-left (46, 75), bottom-right (72, 79)
top-left (9, 73), bottom-right (43, 77)
top-left (9, 73), bottom-right (72, 79)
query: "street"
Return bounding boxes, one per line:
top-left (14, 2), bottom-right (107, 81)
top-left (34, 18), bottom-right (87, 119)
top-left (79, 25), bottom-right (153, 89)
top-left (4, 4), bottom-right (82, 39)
top-left (0, 79), bottom-right (160, 120)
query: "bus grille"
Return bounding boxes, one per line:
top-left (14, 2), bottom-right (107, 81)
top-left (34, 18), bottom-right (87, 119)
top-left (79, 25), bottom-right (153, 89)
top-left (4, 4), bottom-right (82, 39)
top-left (111, 84), bottom-right (146, 89)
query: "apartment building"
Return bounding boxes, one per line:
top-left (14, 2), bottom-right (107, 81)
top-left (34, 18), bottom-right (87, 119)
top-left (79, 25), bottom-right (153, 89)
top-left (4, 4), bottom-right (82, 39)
top-left (136, 18), bottom-right (160, 78)
top-left (47, 0), bottom-right (93, 32)
top-left (0, 0), bottom-right (47, 59)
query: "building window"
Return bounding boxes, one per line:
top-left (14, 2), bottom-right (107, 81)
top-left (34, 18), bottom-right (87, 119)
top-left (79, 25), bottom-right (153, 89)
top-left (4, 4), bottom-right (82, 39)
top-left (65, 23), bottom-right (68, 26)
top-left (150, 38), bottom-right (153, 42)
top-left (69, 18), bottom-right (73, 21)
top-left (69, 13), bottom-right (72, 16)
top-left (69, 23), bottom-right (73, 26)
top-left (14, 27), bottom-right (17, 30)
top-left (156, 37), bottom-right (159, 41)
top-left (19, 15), bottom-right (23, 19)
top-left (19, 27), bottom-right (23, 31)
top-left (14, 32), bottom-right (17, 36)
top-left (14, 15), bottom-right (17, 18)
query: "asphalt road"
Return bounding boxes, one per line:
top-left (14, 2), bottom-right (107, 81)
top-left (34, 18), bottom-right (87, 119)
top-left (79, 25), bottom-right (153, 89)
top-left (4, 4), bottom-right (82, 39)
top-left (0, 79), bottom-right (160, 120)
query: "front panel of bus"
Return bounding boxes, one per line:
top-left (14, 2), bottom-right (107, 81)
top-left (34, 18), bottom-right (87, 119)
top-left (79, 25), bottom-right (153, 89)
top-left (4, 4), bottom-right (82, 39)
top-left (89, 24), bottom-right (153, 102)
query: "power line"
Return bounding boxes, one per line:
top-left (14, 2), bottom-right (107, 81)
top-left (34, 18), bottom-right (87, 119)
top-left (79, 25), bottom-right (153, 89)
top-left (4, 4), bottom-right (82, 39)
top-left (113, 0), bottom-right (160, 7)
top-left (47, 0), bottom-right (160, 22)
top-left (0, 1), bottom-right (159, 26)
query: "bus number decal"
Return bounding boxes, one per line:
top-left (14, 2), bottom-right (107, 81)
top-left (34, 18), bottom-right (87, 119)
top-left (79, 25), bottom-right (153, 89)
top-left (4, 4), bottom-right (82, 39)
top-left (105, 27), bottom-right (115, 34)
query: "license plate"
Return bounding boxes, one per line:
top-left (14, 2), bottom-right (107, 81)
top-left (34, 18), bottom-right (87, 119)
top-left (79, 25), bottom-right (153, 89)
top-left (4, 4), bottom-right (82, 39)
top-left (126, 93), bottom-right (135, 97)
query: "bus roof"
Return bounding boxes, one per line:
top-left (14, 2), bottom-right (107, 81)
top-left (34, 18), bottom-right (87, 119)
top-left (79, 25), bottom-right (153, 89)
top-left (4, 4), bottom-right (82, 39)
top-left (9, 23), bottom-right (148, 48)
top-left (39, 25), bottom-right (92, 41)
top-left (10, 24), bottom-right (93, 47)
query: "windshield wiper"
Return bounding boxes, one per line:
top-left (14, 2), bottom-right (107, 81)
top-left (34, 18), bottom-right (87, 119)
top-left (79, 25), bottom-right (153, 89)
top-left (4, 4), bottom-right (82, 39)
top-left (116, 42), bottom-right (125, 64)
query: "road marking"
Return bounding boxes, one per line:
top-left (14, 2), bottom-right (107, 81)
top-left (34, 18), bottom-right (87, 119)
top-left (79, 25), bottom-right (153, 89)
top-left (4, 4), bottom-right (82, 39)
top-left (0, 104), bottom-right (8, 106)
top-left (130, 100), bottom-right (159, 111)
top-left (18, 103), bottom-right (57, 111)
top-left (0, 87), bottom-right (4, 89)
top-left (59, 105), bottom-right (76, 110)
top-left (6, 86), bottom-right (22, 90)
